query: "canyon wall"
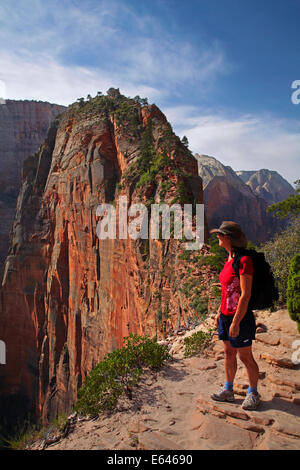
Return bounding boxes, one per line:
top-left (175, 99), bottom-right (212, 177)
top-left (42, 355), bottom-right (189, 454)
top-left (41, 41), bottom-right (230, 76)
top-left (195, 154), bottom-right (287, 244)
top-left (0, 100), bottom-right (66, 275)
top-left (236, 169), bottom-right (295, 205)
top-left (0, 91), bottom-right (207, 425)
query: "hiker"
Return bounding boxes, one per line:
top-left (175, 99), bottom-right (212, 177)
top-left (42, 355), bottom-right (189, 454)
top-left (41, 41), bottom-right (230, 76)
top-left (210, 221), bottom-right (261, 410)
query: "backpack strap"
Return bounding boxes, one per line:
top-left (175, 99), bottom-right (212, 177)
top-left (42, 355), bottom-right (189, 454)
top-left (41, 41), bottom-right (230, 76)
top-left (232, 248), bottom-right (249, 278)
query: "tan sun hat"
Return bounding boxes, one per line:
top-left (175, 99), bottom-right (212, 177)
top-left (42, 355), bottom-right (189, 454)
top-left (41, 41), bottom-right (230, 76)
top-left (210, 221), bottom-right (248, 248)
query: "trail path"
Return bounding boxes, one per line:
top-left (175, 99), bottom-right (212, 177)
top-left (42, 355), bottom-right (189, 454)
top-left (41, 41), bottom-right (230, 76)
top-left (31, 308), bottom-right (300, 450)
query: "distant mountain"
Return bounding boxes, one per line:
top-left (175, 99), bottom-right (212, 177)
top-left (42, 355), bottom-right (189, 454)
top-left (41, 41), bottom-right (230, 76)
top-left (195, 154), bottom-right (285, 244)
top-left (236, 169), bottom-right (295, 205)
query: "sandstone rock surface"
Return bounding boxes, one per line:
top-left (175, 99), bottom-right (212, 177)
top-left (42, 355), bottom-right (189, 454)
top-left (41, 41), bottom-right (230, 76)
top-left (0, 91), bottom-right (207, 425)
top-left (0, 100), bottom-right (66, 274)
top-left (236, 169), bottom-right (295, 205)
top-left (30, 308), bottom-right (300, 451)
top-left (195, 154), bottom-right (287, 244)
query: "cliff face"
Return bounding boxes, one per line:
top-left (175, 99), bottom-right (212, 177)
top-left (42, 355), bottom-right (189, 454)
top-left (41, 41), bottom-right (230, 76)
top-left (0, 90), bottom-right (206, 425)
top-left (0, 100), bottom-right (66, 274)
top-left (195, 154), bottom-right (284, 244)
top-left (236, 169), bottom-right (295, 205)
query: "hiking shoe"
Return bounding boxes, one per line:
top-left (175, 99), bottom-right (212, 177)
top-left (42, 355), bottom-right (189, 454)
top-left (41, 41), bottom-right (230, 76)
top-left (241, 392), bottom-right (261, 410)
top-left (211, 387), bottom-right (235, 402)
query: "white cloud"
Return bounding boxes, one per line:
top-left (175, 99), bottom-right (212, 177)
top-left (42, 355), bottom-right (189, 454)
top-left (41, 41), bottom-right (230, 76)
top-left (164, 105), bottom-right (300, 186)
top-left (0, 0), bottom-right (228, 103)
top-left (0, 51), bottom-right (163, 105)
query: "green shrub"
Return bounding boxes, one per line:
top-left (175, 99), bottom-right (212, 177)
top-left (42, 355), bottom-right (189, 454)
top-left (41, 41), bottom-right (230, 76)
top-left (160, 180), bottom-right (173, 198)
top-left (212, 283), bottom-right (222, 300)
top-left (0, 411), bottom-right (69, 450)
top-left (0, 417), bottom-right (42, 450)
top-left (178, 251), bottom-right (192, 261)
top-left (287, 253), bottom-right (300, 332)
top-left (150, 153), bottom-right (169, 174)
top-left (170, 180), bottom-right (190, 204)
top-left (199, 234), bottom-right (227, 270)
top-left (52, 413), bottom-right (68, 433)
top-left (136, 171), bottom-right (154, 188)
top-left (183, 330), bottom-right (211, 358)
top-left (260, 216), bottom-right (300, 303)
top-left (74, 333), bottom-right (171, 416)
top-left (189, 297), bottom-right (209, 318)
top-left (267, 179), bottom-right (300, 219)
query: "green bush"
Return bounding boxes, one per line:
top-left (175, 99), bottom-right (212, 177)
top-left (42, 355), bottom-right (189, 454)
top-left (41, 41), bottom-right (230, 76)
top-left (189, 297), bottom-right (209, 318)
top-left (136, 171), bottom-right (154, 188)
top-left (287, 253), bottom-right (300, 332)
top-left (74, 333), bottom-right (171, 416)
top-left (183, 330), bottom-right (211, 358)
top-left (212, 283), bottom-right (222, 300)
top-left (0, 411), bottom-right (69, 450)
top-left (267, 179), bottom-right (300, 219)
top-left (196, 234), bottom-right (227, 271)
top-left (260, 216), bottom-right (300, 303)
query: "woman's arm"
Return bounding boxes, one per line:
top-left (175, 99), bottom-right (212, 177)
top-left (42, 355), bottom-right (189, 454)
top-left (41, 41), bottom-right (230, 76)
top-left (215, 304), bottom-right (222, 327)
top-left (229, 273), bottom-right (253, 337)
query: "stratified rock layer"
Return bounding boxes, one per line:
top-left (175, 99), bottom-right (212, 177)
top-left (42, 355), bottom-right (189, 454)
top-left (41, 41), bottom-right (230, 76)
top-left (0, 100), bottom-right (66, 274)
top-left (30, 308), bottom-right (300, 451)
top-left (236, 169), bottom-right (295, 205)
top-left (0, 92), bottom-right (207, 425)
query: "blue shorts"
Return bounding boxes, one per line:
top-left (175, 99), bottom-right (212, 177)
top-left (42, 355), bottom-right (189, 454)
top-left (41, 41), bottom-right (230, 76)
top-left (218, 311), bottom-right (256, 348)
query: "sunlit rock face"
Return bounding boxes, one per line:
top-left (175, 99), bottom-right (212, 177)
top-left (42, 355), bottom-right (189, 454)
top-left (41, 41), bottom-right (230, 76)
top-left (236, 169), bottom-right (295, 205)
top-left (195, 154), bottom-right (286, 244)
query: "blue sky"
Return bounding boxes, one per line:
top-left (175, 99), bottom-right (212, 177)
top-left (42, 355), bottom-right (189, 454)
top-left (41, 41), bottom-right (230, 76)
top-left (0, 0), bottom-right (299, 185)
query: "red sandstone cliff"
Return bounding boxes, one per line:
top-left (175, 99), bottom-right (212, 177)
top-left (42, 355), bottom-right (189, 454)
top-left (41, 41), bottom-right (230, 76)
top-left (0, 90), bottom-right (207, 426)
top-left (0, 100), bottom-right (66, 275)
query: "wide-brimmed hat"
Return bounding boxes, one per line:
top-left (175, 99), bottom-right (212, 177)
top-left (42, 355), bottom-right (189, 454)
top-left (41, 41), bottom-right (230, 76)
top-left (210, 221), bottom-right (247, 248)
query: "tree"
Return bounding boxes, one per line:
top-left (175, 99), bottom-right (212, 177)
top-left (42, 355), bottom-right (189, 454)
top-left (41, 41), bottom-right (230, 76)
top-left (267, 179), bottom-right (300, 219)
top-left (140, 97), bottom-right (148, 106)
top-left (287, 253), bottom-right (300, 332)
top-left (77, 97), bottom-right (85, 107)
top-left (134, 96), bottom-right (148, 106)
top-left (86, 94), bottom-right (92, 101)
top-left (181, 136), bottom-right (189, 147)
top-left (107, 88), bottom-right (120, 100)
top-left (260, 215), bottom-right (300, 303)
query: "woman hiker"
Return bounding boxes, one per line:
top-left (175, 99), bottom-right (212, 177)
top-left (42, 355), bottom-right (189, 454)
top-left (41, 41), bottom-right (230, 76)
top-left (210, 221), bottom-right (261, 410)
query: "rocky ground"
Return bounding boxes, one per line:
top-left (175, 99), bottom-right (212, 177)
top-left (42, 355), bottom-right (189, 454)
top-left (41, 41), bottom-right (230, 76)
top-left (29, 308), bottom-right (300, 451)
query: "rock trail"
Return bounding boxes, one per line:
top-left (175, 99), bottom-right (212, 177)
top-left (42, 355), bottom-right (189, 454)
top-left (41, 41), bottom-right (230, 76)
top-left (30, 308), bottom-right (300, 451)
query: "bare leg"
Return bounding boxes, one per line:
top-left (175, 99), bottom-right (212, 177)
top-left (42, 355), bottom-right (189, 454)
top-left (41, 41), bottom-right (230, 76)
top-left (237, 346), bottom-right (259, 388)
top-left (223, 340), bottom-right (238, 383)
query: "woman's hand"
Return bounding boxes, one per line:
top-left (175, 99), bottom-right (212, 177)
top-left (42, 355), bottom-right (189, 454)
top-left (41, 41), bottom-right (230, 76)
top-left (215, 311), bottom-right (221, 328)
top-left (229, 322), bottom-right (240, 338)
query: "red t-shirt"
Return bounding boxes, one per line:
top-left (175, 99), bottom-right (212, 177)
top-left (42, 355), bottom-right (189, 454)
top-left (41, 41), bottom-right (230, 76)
top-left (219, 256), bottom-right (254, 316)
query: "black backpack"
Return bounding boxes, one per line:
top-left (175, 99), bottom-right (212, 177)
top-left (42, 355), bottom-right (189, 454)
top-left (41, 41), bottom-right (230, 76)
top-left (232, 248), bottom-right (279, 310)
